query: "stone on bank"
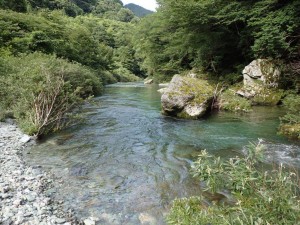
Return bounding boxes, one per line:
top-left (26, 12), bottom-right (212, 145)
top-left (238, 59), bottom-right (284, 105)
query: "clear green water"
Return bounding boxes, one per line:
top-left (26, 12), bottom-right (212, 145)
top-left (25, 82), bottom-right (300, 224)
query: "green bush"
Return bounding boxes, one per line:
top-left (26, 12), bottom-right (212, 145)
top-left (167, 143), bottom-right (300, 225)
top-left (219, 88), bottom-right (252, 112)
top-left (279, 94), bottom-right (300, 139)
top-left (112, 66), bottom-right (140, 82)
top-left (0, 52), bottom-right (102, 136)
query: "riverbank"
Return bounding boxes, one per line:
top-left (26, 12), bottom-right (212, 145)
top-left (0, 121), bottom-right (80, 225)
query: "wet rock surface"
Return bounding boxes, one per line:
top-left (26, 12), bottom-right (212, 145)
top-left (0, 122), bottom-right (81, 225)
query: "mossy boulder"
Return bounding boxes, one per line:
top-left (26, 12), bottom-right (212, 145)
top-left (161, 75), bottom-right (215, 119)
top-left (279, 123), bottom-right (300, 139)
top-left (238, 59), bottom-right (284, 105)
top-left (243, 59), bottom-right (280, 89)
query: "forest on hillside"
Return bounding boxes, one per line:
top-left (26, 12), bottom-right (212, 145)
top-left (0, 0), bottom-right (299, 138)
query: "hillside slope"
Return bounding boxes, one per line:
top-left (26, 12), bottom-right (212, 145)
top-left (125, 3), bottom-right (153, 17)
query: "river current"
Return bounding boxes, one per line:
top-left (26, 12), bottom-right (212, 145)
top-left (25, 82), bottom-right (300, 224)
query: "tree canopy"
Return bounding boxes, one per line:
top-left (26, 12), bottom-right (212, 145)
top-left (135, 0), bottom-right (300, 80)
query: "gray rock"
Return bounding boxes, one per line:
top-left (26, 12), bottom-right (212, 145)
top-left (242, 59), bottom-right (281, 92)
top-left (161, 75), bottom-right (214, 118)
top-left (55, 218), bottom-right (67, 224)
top-left (84, 218), bottom-right (96, 225)
top-left (139, 213), bottom-right (157, 225)
top-left (157, 87), bottom-right (168, 94)
top-left (26, 194), bottom-right (36, 202)
top-left (238, 59), bottom-right (283, 105)
top-left (20, 135), bottom-right (31, 143)
top-left (158, 83), bottom-right (169, 87)
top-left (144, 79), bottom-right (154, 85)
top-left (23, 211), bottom-right (33, 217)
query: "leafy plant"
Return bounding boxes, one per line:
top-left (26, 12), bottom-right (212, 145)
top-left (279, 94), bottom-right (300, 139)
top-left (219, 88), bottom-right (252, 112)
top-left (0, 53), bottom-right (102, 136)
top-left (167, 142), bottom-right (300, 224)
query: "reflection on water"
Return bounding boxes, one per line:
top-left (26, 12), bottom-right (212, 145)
top-left (25, 82), bottom-right (300, 224)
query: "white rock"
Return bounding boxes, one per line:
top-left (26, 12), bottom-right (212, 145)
top-left (84, 218), bottom-right (96, 225)
top-left (20, 135), bottom-right (31, 143)
top-left (139, 213), bottom-right (157, 225)
top-left (158, 83), bottom-right (169, 87)
top-left (144, 79), bottom-right (154, 85)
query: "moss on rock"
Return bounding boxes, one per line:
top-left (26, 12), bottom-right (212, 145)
top-left (251, 88), bottom-right (284, 106)
top-left (161, 75), bottom-right (215, 119)
top-left (279, 124), bottom-right (300, 139)
top-left (219, 88), bottom-right (252, 112)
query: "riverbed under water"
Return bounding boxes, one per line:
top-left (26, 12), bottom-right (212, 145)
top-left (25, 82), bottom-right (300, 224)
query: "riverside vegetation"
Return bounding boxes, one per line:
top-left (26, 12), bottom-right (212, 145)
top-left (167, 143), bottom-right (300, 225)
top-left (0, 0), bottom-right (300, 224)
top-left (0, 0), bottom-right (145, 136)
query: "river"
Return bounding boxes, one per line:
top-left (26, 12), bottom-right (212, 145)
top-left (25, 82), bottom-right (300, 224)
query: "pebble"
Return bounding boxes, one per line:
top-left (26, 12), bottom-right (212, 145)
top-left (20, 134), bottom-right (31, 143)
top-left (84, 218), bottom-right (96, 225)
top-left (0, 122), bottom-right (81, 224)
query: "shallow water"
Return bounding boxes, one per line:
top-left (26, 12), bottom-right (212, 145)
top-left (25, 82), bottom-right (300, 224)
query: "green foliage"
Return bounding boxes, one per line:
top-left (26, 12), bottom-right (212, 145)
top-left (0, 9), bottom-right (143, 82)
top-left (0, 0), bottom-right (144, 136)
top-left (251, 88), bottom-right (285, 106)
top-left (0, 52), bottom-right (102, 136)
top-left (137, 0), bottom-right (300, 81)
top-left (279, 94), bottom-right (300, 139)
top-left (0, 0), bottom-right (28, 12)
top-left (219, 88), bottom-right (252, 112)
top-left (167, 143), bottom-right (300, 225)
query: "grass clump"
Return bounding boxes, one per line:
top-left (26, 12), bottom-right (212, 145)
top-left (167, 143), bottom-right (300, 225)
top-left (219, 88), bottom-right (252, 112)
top-left (0, 52), bottom-right (102, 136)
top-left (279, 94), bottom-right (300, 139)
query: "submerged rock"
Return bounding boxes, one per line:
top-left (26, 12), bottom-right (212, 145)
top-left (238, 59), bottom-right (284, 105)
top-left (161, 75), bottom-right (214, 119)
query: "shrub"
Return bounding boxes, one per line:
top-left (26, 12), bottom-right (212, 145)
top-left (219, 88), bottom-right (252, 112)
top-left (279, 94), bottom-right (300, 139)
top-left (167, 143), bottom-right (300, 225)
top-left (0, 52), bottom-right (102, 136)
top-left (112, 66), bottom-right (140, 82)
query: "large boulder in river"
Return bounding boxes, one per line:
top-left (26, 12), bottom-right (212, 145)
top-left (161, 75), bottom-right (215, 119)
top-left (238, 59), bottom-right (284, 105)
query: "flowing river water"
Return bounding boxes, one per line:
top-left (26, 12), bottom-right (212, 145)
top-left (25, 82), bottom-right (300, 224)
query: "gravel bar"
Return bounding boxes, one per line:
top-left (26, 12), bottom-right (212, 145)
top-left (0, 121), bottom-right (82, 225)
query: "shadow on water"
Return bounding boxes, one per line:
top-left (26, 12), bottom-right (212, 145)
top-left (25, 82), bottom-right (300, 224)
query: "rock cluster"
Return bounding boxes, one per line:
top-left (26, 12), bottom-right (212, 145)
top-left (161, 75), bottom-right (215, 119)
top-left (0, 121), bottom-right (79, 225)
